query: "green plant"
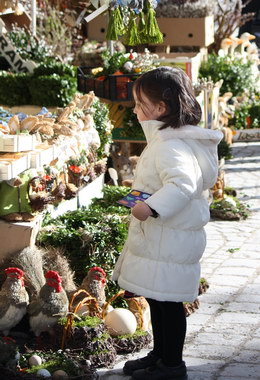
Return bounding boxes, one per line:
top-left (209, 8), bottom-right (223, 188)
top-left (0, 71), bottom-right (32, 106)
top-left (217, 139), bottom-right (233, 160)
top-left (28, 74), bottom-right (77, 107)
top-left (33, 61), bottom-right (76, 77)
top-left (91, 98), bottom-right (113, 160)
top-left (199, 54), bottom-right (255, 96)
top-left (121, 107), bottom-right (145, 139)
top-left (100, 50), bottom-right (129, 76)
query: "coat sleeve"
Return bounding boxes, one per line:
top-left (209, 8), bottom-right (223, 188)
top-left (145, 140), bottom-right (201, 221)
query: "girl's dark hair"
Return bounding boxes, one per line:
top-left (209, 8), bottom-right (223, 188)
top-left (133, 66), bottom-right (201, 129)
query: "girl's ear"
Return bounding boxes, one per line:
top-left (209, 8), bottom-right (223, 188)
top-left (157, 101), bottom-right (167, 116)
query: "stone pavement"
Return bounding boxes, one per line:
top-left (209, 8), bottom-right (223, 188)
top-left (97, 141), bottom-right (260, 380)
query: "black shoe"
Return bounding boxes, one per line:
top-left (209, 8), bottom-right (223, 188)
top-left (123, 351), bottom-right (159, 375)
top-left (131, 359), bottom-right (188, 380)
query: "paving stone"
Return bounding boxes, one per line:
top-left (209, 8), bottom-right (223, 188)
top-left (223, 302), bottom-right (260, 313)
top-left (232, 350), bottom-right (260, 364)
top-left (243, 338), bottom-right (260, 351)
top-left (214, 312), bottom-right (260, 325)
top-left (184, 343), bottom-right (237, 360)
top-left (191, 332), bottom-right (247, 346)
top-left (220, 363), bottom-right (260, 378)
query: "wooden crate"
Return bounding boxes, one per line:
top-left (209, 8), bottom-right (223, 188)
top-left (30, 144), bottom-right (57, 168)
top-left (0, 134), bottom-right (37, 152)
top-left (0, 152), bottom-right (31, 180)
top-left (155, 16), bottom-right (214, 47)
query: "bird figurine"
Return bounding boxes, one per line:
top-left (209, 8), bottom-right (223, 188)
top-left (28, 270), bottom-right (69, 343)
top-left (72, 266), bottom-right (107, 316)
top-left (238, 32), bottom-right (256, 56)
top-left (0, 267), bottom-right (29, 336)
top-left (229, 36), bottom-right (242, 57)
top-left (218, 38), bottom-right (233, 57)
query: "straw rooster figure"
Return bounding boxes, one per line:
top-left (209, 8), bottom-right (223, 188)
top-left (28, 270), bottom-right (69, 344)
top-left (0, 267), bottom-right (29, 336)
top-left (72, 267), bottom-right (107, 316)
top-left (80, 266), bottom-right (107, 307)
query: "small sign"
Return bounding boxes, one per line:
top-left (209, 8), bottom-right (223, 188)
top-left (117, 189), bottom-right (151, 208)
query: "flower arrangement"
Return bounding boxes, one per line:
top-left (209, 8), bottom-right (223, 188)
top-left (7, 25), bottom-right (52, 63)
top-left (228, 93), bottom-right (260, 130)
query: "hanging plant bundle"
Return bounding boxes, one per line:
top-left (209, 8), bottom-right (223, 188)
top-left (138, 10), bottom-right (146, 42)
top-left (106, 6), bottom-right (126, 41)
top-left (124, 10), bottom-right (140, 46)
top-left (143, 0), bottom-right (163, 44)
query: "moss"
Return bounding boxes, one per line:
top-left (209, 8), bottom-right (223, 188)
top-left (59, 315), bottom-right (103, 328)
top-left (116, 328), bottom-right (147, 339)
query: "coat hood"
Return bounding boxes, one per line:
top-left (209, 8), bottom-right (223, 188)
top-left (140, 120), bottom-right (223, 190)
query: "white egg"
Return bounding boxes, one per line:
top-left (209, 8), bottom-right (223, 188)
top-left (224, 196), bottom-right (237, 207)
top-left (105, 304), bottom-right (114, 315)
top-left (29, 354), bottom-right (42, 367)
top-left (37, 369), bottom-right (51, 377)
top-left (123, 61), bottom-right (134, 72)
top-left (52, 369), bottom-right (69, 378)
top-left (104, 308), bottom-right (137, 336)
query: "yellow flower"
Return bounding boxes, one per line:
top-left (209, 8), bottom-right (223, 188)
top-left (91, 67), bottom-right (104, 75)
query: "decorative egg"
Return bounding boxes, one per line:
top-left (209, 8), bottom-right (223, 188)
top-left (123, 61), bottom-right (134, 72)
top-left (29, 354), bottom-right (42, 367)
top-left (104, 308), bottom-right (137, 336)
top-left (224, 196), bottom-right (237, 207)
top-left (53, 369), bottom-right (69, 378)
top-left (37, 369), bottom-right (51, 377)
top-left (104, 304), bottom-right (114, 316)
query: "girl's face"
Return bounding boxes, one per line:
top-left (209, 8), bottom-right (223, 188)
top-left (133, 90), bottom-right (166, 122)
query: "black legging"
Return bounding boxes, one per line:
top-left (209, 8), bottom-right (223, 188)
top-left (147, 298), bottom-right (187, 367)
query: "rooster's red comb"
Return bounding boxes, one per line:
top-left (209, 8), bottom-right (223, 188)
top-left (5, 267), bottom-right (24, 277)
top-left (45, 270), bottom-right (62, 283)
top-left (89, 266), bottom-right (106, 277)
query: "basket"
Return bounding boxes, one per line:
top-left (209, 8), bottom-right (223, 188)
top-left (77, 67), bottom-right (140, 101)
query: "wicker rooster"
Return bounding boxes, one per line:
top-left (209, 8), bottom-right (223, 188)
top-left (28, 270), bottom-right (69, 341)
top-left (0, 267), bottom-right (29, 336)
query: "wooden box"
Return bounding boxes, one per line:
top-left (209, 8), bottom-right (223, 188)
top-left (0, 152), bottom-right (31, 180)
top-left (0, 215), bottom-right (42, 260)
top-left (0, 134), bottom-right (37, 152)
top-left (155, 50), bottom-right (205, 82)
top-left (156, 16), bottom-right (214, 47)
top-left (30, 144), bottom-right (57, 168)
top-left (87, 13), bottom-right (107, 42)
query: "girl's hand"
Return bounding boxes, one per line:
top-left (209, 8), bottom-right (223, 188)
top-left (132, 202), bottom-right (153, 221)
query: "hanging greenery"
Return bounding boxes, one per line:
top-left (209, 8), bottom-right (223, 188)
top-left (124, 10), bottom-right (140, 46)
top-left (106, 6), bottom-right (126, 41)
top-left (143, 0), bottom-right (163, 44)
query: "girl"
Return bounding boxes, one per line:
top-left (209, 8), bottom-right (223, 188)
top-left (112, 66), bottom-right (223, 380)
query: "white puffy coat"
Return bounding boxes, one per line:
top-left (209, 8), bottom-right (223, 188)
top-left (112, 121), bottom-right (223, 302)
